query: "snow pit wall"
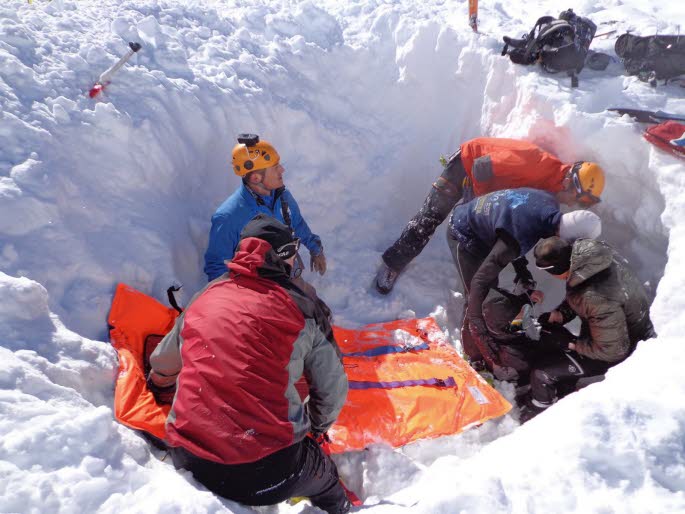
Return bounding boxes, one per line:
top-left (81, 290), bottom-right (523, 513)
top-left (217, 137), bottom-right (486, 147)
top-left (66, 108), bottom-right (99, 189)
top-left (0, 1), bottom-right (668, 342)
top-left (2, 2), bottom-right (685, 513)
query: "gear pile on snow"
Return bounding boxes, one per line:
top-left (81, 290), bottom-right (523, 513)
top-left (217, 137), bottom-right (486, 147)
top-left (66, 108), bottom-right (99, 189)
top-left (615, 33), bottom-right (685, 85)
top-left (500, 8), bottom-right (598, 87)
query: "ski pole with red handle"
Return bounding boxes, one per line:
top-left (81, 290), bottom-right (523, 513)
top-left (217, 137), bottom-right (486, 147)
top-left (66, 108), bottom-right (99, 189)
top-left (311, 432), bottom-right (363, 507)
top-left (89, 41), bottom-right (142, 98)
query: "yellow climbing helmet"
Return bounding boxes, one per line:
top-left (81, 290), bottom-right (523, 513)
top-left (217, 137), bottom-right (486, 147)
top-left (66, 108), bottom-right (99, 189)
top-left (570, 161), bottom-right (605, 205)
top-left (231, 134), bottom-right (280, 176)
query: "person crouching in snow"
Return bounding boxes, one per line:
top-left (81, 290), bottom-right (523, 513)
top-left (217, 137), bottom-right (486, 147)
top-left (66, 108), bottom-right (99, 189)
top-left (204, 133), bottom-right (326, 281)
top-left (375, 137), bottom-right (606, 294)
top-left (149, 214), bottom-right (350, 514)
top-left (447, 188), bottom-right (602, 381)
top-left (517, 236), bottom-right (657, 422)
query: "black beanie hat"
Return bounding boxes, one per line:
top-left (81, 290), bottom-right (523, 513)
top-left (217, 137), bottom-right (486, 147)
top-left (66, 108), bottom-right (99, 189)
top-left (239, 214), bottom-right (298, 258)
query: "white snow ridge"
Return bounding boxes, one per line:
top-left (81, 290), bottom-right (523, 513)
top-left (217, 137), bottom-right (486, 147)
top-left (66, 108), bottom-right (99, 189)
top-left (1, 0), bottom-right (684, 513)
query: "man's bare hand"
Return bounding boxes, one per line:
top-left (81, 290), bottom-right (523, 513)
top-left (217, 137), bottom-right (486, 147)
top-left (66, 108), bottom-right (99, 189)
top-left (529, 290), bottom-right (544, 303)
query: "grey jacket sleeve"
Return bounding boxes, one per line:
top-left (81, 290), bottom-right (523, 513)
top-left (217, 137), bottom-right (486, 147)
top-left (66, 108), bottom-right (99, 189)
top-left (148, 313), bottom-right (185, 388)
top-left (303, 322), bottom-right (348, 434)
top-left (148, 277), bottom-right (224, 388)
top-left (466, 237), bottom-right (520, 368)
top-left (573, 296), bottom-right (630, 363)
top-left (468, 237), bottom-right (519, 324)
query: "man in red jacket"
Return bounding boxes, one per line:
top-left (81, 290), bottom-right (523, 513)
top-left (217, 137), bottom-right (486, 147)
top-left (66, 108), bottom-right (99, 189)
top-left (148, 214), bottom-right (350, 514)
top-left (375, 137), bottom-right (606, 294)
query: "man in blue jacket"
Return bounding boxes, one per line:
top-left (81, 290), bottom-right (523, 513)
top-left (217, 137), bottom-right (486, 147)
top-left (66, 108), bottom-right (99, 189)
top-left (447, 188), bottom-right (601, 381)
top-left (204, 134), bottom-right (326, 281)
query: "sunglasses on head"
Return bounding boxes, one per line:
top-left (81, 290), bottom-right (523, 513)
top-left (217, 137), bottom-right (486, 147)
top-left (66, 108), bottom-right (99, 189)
top-left (570, 163), bottom-right (601, 206)
top-left (275, 238), bottom-right (300, 259)
top-left (536, 262), bottom-right (569, 275)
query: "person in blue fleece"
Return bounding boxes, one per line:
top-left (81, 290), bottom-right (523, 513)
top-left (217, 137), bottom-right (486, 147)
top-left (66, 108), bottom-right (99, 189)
top-left (447, 187), bottom-right (601, 380)
top-left (204, 134), bottom-right (325, 281)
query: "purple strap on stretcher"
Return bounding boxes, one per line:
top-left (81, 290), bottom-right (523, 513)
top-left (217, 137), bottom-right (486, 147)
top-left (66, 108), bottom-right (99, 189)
top-left (348, 376), bottom-right (457, 390)
top-left (343, 342), bottom-right (429, 358)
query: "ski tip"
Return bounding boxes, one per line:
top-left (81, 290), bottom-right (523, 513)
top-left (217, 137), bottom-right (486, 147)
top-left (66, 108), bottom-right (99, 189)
top-left (129, 42), bottom-right (142, 52)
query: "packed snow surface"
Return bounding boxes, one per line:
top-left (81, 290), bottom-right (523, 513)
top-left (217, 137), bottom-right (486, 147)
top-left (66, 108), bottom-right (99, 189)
top-left (1, 0), bottom-right (684, 512)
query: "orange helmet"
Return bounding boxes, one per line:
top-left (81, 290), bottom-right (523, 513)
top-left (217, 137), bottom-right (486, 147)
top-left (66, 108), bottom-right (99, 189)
top-left (569, 161), bottom-right (605, 205)
top-left (231, 134), bottom-right (280, 176)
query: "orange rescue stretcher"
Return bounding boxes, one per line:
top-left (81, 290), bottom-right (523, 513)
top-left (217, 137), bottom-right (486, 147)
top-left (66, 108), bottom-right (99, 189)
top-left (108, 283), bottom-right (511, 452)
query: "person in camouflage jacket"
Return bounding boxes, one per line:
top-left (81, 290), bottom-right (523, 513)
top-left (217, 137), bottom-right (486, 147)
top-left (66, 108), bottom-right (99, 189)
top-left (521, 236), bottom-right (656, 418)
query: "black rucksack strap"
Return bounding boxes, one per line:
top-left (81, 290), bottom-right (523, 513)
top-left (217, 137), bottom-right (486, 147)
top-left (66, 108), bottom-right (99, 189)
top-left (501, 16), bottom-right (560, 64)
top-left (531, 16), bottom-right (556, 37)
top-left (275, 187), bottom-right (294, 235)
top-left (166, 285), bottom-right (183, 314)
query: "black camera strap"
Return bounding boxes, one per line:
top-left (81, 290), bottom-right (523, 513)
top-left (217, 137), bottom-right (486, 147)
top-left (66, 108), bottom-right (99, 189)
top-left (275, 187), bottom-right (294, 234)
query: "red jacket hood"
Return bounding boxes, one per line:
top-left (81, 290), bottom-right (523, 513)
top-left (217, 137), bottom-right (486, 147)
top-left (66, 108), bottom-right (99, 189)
top-left (227, 237), bottom-right (270, 277)
top-left (227, 237), bottom-right (292, 282)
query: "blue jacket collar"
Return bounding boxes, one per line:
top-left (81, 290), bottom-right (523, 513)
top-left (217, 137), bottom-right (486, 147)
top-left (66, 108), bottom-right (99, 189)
top-left (240, 182), bottom-right (274, 206)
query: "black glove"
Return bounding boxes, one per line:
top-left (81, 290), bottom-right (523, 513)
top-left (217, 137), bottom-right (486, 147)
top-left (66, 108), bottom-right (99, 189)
top-left (515, 277), bottom-right (537, 292)
top-left (512, 258), bottom-right (536, 291)
top-left (553, 333), bottom-right (577, 352)
top-left (537, 311), bottom-right (553, 326)
top-left (538, 324), bottom-right (577, 351)
top-left (146, 375), bottom-right (176, 405)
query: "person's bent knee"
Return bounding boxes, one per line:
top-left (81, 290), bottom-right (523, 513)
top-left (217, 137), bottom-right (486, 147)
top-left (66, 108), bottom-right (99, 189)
top-left (531, 368), bottom-right (555, 388)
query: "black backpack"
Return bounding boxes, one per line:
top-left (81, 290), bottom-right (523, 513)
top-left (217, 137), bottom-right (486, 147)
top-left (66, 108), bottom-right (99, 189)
top-left (615, 33), bottom-right (685, 85)
top-left (501, 9), bottom-right (597, 87)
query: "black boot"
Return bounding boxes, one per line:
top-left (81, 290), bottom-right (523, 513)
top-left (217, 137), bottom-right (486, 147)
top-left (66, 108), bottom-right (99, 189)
top-left (374, 261), bottom-right (400, 295)
top-left (517, 393), bottom-right (550, 424)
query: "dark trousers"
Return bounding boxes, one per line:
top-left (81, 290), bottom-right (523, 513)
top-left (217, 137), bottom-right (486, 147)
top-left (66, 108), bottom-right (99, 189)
top-left (530, 350), bottom-right (611, 405)
top-left (446, 235), bottom-right (492, 361)
top-left (498, 325), bottom-right (579, 383)
top-left (447, 235), bottom-right (488, 297)
top-left (382, 151), bottom-right (467, 272)
top-left (170, 437), bottom-right (349, 514)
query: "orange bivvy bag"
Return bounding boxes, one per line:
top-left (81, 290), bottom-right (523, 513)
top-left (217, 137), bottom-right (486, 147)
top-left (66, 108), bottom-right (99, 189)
top-left (327, 317), bottom-right (511, 453)
top-left (108, 284), bottom-right (178, 441)
top-left (108, 284), bottom-right (511, 452)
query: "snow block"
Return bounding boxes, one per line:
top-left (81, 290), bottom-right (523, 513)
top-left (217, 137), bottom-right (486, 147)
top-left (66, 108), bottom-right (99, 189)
top-left (108, 284), bottom-right (511, 451)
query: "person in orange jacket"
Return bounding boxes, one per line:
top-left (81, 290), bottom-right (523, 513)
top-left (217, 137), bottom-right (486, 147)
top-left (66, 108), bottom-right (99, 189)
top-left (375, 137), bottom-right (606, 294)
